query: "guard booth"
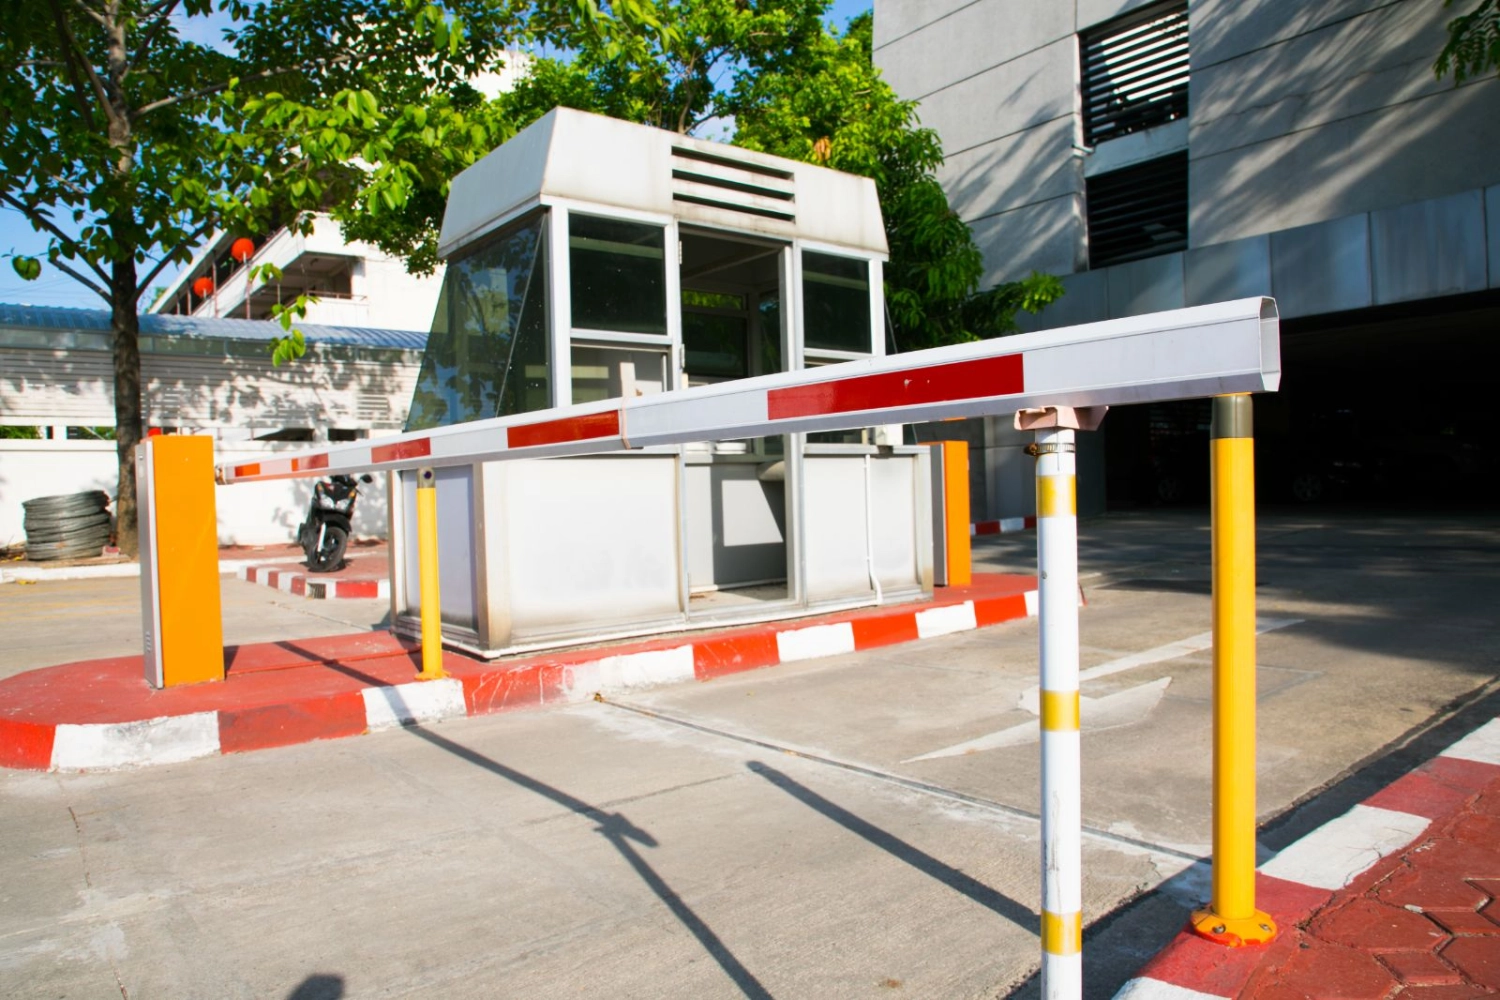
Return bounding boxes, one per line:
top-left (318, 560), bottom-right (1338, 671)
top-left (389, 108), bottom-right (935, 657)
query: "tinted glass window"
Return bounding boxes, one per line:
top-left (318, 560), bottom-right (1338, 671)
top-left (570, 215), bottom-right (667, 334)
top-left (405, 214), bottom-right (549, 430)
top-left (684, 312), bottom-right (748, 381)
top-left (802, 251), bottom-right (871, 353)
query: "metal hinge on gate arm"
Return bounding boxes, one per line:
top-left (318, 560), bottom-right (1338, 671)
top-left (1019, 406), bottom-right (1108, 456)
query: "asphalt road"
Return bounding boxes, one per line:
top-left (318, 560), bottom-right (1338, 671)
top-left (2, 508), bottom-right (1497, 999)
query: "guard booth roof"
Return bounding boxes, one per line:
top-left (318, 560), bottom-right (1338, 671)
top-left (436, 107), bottom-right (890, 261)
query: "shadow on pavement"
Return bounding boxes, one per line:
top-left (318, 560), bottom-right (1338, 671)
top-left (747, 760), bottom-right (1037, 932)
top-left (402, 723), bottom-right (775, 1000)
top-left (286, 973), bottom-right (344, 999)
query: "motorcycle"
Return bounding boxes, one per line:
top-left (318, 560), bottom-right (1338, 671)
top-left (297, 473), bottom-right (373, 573)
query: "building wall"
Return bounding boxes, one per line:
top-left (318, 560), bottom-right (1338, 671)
top-left (0, 342), bottom-right (422, 434)
top-left (0, 439), bottom-right (389, 549)
top-left (873, 0), bottom-right (1500, 284)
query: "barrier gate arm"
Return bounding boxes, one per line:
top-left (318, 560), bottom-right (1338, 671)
top-left (212, 296), bottom-right (1281, 998)
top-left (216, 297), bottom-right (1279, 484)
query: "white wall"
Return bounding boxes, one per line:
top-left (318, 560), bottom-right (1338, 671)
top-left (0, 439), bottom-right (388, 550)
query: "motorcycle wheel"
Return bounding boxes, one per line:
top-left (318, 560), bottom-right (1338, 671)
top-left (307, 524), bottom-right (348, 573)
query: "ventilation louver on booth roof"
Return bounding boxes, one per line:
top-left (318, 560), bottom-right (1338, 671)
top-left (670, 146), bottom-right (796, 223)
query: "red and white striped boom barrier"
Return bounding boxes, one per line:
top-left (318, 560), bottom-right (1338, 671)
top-left (216, 298), bottom-right (1279, 484)
top-left (211, 296), bottom-right (1280, 1000)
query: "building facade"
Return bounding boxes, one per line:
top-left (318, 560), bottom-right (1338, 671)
top-left (149, 215), bottom-right (444, 334)
top-left (877, 0), bottom-right (1500, 509)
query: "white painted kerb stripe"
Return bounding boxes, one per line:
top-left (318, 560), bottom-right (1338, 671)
top-left (1258, 803), bottom-right (1431, 890)
top-left (561, 645), bottom-right (696, 702)
top-left (1440, 718), bottom-right (1500, 766)
top-left (51, 712), bottom-right (221, 771)
top-left (1024, 590), bottom-right (1039, 617)
top-left (1113, 978), bottom-right (1230, 1000)
top-left (363, 679), bottom-right (467, 730)
top-left (915, 601), bottom-right (977, 639)
top-left (776, 622), bottom-right (856, 662)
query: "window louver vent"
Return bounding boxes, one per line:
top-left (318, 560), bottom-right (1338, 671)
top-left (1081, 1), bottom-right (1189, 148)
top-left (1086, 152), bottom-right (1188, 268)
top-left (670, 146), bottom-right (795, 223)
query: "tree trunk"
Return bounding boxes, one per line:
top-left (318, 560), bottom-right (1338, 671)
top-left (110, 254), bottom-right (143, 558)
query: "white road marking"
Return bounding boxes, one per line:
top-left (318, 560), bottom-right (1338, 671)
top-left (904, 618), bottom-right (1302, 763)
top-left (1017, 617), bottom-right (1301, 715)
top-left (1113, 978), bottom-right (1230, 1000)
top-left (1258, 803), bottom-right (1431, 890)
top-left (1440, 717), bottom-right (1500, 766)
top-left (903, 677), bottom-right (1173, 761)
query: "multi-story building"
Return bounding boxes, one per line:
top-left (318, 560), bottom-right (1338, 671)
top-left (148, 51), bottom-right (535, 335)
top-left (148, 215), bottom-right (444, 333)
top-left (877, 0), bottom-right (1500, 511)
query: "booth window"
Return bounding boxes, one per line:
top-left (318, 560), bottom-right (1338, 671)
top-left (683, 289), bottom-right (748, 384)
top-left (570, 215), bottom-right (667, 334)
top-left (405, 213), bottom-right (549, 431)
top-left (571, 344), bottom-right (668, 403)
top-left (802, 251), bottom-right (871, 354)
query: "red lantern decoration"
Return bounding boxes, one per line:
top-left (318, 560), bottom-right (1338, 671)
top-left (230, 237), bottom-right (255, 263)
top-left (192, 276), bottom-right (214, 297)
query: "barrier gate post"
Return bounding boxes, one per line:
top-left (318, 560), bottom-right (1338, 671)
top-left (415, 467), bottom-right (446, 680)
top-left (1034, 425), bottom-right (1082, 997)
top-left (1191, 394), bottom-right (1276, 945)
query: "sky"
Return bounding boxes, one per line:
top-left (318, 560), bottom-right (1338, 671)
top-left (0, 2), bottom-right (876, 311)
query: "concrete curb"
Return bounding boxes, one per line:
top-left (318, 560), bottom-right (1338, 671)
top-left (1112, 718), bottom-right (1500, 999)
top-left (971, 516), bottom-right (1037, 537)
top-left (1, 554), bottom-right (317, 584)
top-left (0, 579), bottom-right (1040, 773)
top-left (236, 564), bottom-right (390, 600)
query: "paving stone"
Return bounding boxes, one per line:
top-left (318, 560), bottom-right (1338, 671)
top-left (1270, 939), bottom-right (1399, 1000)
top-left (1377, 948), bottom-right (1464, 986)
top-left (1242, 982), bottom-right (1310, 1000)
top-left (1449, 813), bottom-right (1500, 849)
top-left (1309, 897), bottom-right (1448, 953)
top-left (1379, 863), bottom-right (1494, 912)
top-left (1398, 986), bottom-right (1498, 999)
top-left (1429, 907), bottom-right (1500, 937)
top-left (1440, 936), bottom-right (1500, 989)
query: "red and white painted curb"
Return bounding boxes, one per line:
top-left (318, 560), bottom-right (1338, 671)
top-left (1113, 717), bottom-right (1500, 999)
top-left (8, 586), bottom-right (1039, 772)
top-left (237, 564), bottom-right (389, 600)
top-left (972, 516), bottom-right (1036, 537)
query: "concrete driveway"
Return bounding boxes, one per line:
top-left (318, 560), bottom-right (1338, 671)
top-left (2, 508), bottom-right (1497, 998)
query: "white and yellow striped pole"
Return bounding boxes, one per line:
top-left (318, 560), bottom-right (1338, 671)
top-left (1035, 425), bottom-right (1082, 997)
top-left (415, 467), bottom-right (447, 681)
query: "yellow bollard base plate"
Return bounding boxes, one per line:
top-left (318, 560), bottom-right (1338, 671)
top-left (1190, 908), bottom-right (1278, 947)
top-left (414, 668), bottom-right (448, 681)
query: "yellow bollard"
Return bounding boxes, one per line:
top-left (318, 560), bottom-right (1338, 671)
top-left (1191, 394), bottom-right (1276, 946)
top-left (414, 467), bottom-right (446, 680)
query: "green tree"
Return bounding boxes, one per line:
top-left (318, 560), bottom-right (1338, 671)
top-left (497, 3), bottom-right (1061, 351)
top-left (0, 0), bottom-right (520, 555)
top-left (1436, 0), bottom-right (1499, 82)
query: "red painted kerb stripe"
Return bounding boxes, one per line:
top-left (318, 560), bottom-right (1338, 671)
top-left (766, 354), bottom-right (1025, 420)
top-left (509, 411), bottom-right (621, 449)
top-left (372, 438), bottom-right (431, 464)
